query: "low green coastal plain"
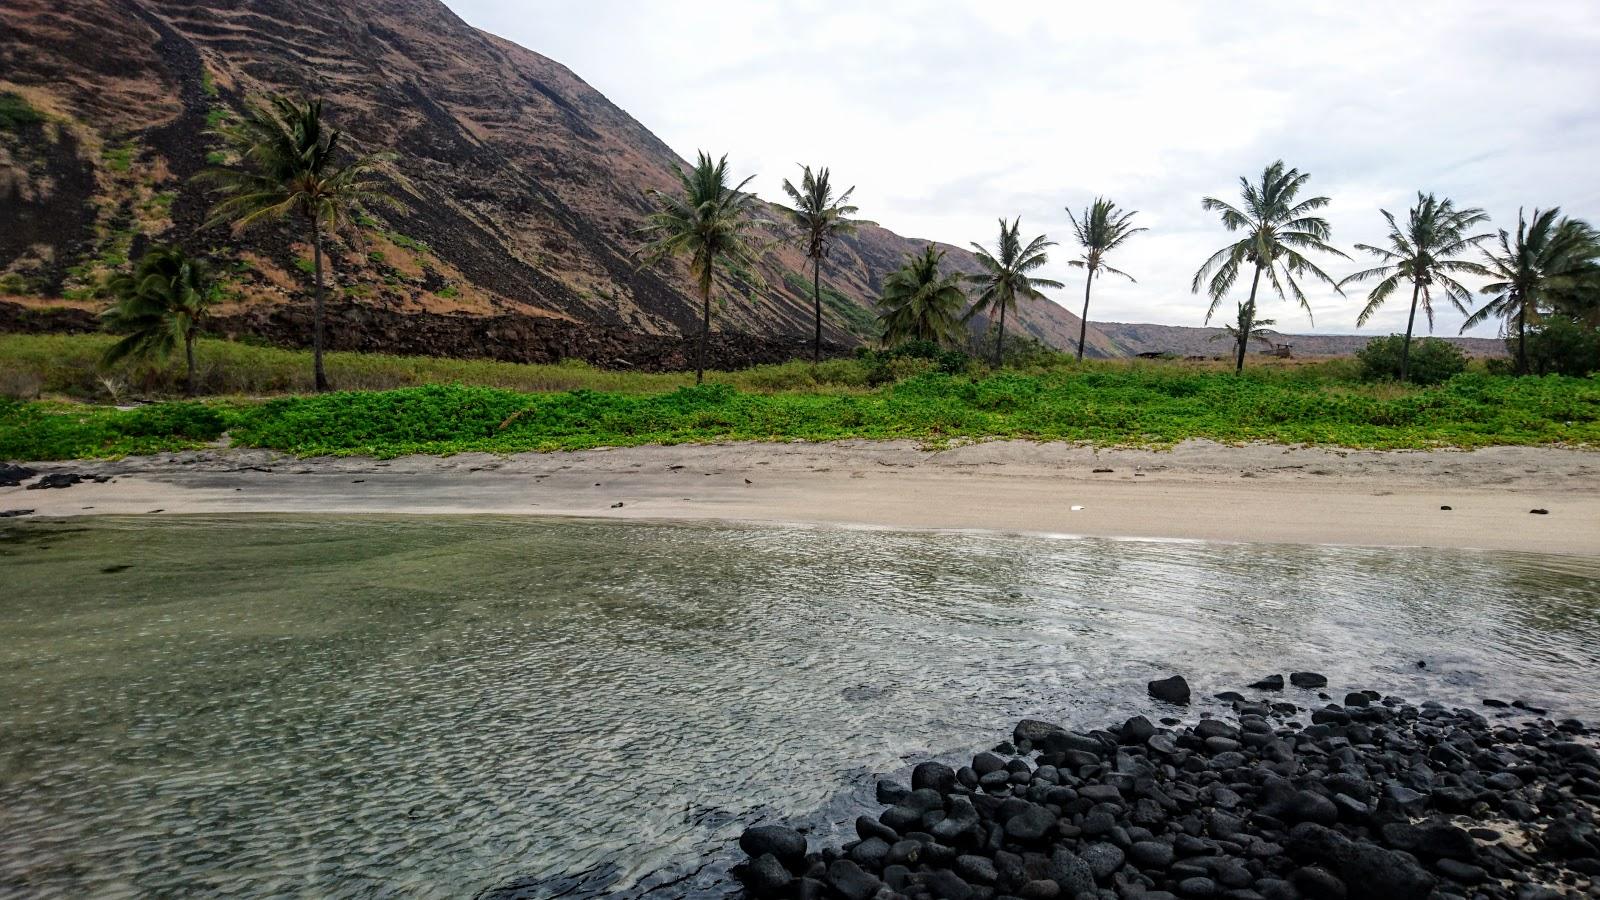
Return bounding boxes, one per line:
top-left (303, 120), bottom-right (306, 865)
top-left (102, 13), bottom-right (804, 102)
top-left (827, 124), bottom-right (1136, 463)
top-left (3, 335), bottom-right (1597, 460)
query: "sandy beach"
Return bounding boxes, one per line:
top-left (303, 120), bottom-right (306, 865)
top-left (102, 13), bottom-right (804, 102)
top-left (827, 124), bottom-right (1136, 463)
top-left (5, 440), bottom-right (1598, 556)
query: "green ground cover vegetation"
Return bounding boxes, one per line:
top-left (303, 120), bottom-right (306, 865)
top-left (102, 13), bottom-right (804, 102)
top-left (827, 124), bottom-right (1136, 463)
top-left (3, 333), bottom-right (1595, 460)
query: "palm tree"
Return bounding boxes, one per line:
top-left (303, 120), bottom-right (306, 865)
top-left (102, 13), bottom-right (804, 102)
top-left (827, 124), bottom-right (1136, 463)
top-left (1065, 198), bottom-right (1145, 361)
top-left (638, 152), bottom-right (764, 384)
top-left (876, 245), bottom-right (968, 347)
top-left (780, 165), bottom-right (858, 364)
top-left (198, 95), bottom-right (396, 392)
top-left (1464, 208), bottom-right (1600, 373)
top-left (1209, 304), bottom-right (1278, 355)
top-left (100, 246), bottom-right (216, 395)
top-left (1339, 193), bottom-right (1492, 383)
top-left (1191, 160), bottom-right (1347, 373)
top-left (964, 218), bottom-right (1063, 367)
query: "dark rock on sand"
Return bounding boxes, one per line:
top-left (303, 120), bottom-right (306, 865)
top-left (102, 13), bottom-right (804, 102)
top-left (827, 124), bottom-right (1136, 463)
top-left (1249, 673), bottom-right (1286, 690)
top-left (1289, 671), bottom-right (1329, 688)
top-left (0, 464), bottom-right (37, 487)
top-left (25, 473), bottom-right (84, 490)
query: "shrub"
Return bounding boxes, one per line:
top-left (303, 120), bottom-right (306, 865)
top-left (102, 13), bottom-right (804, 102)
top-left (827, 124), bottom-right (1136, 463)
top-left (1526, 318), bottom-right (1600, 377)
top-left (866, 355), bottom-right (936, 386)
top-left (1357, 335), bottom-right (1467, 385)
top-left (116, 403), bottom-right (229, 440)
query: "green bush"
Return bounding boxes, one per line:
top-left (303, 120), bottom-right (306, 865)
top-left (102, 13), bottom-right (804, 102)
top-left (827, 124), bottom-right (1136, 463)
top-left (116, 403), bottom-right (229, 440)
top-left (1357, 335), bottom-right (1468, 385)
top-left (1527, 318), bottom-right (1600, 377)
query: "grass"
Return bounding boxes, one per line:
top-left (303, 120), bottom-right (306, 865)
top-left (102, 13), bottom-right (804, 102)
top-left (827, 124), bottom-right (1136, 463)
top-left (0, 93), bottom-right (44, 130)
top-left (1, 333), bottom-right (1596, 460)
top-left (102, 143), bottom-right (135, 172)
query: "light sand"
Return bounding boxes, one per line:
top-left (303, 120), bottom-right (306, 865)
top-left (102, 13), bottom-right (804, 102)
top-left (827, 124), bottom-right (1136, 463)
top-left (5, 440), bottom-right (1599, 556)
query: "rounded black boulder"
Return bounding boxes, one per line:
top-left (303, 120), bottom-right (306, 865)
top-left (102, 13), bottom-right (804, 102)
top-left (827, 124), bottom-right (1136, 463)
top-left (743, 853), bottom-right (793, 895)
top-left (1290, 671), bottom-right (1329, 689)
top-left (912, 760), bottom-right (957, 793)
top-left (739, 824), bottom-right (806, 869)
top-left (1119, 714), bottom-right (1156, 744)
top-left (1148, 675), bottom-right (1191, 705)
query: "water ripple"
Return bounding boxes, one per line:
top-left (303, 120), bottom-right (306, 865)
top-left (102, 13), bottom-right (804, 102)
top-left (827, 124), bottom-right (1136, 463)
top-left (0, 515), bottom-right (1597, 898)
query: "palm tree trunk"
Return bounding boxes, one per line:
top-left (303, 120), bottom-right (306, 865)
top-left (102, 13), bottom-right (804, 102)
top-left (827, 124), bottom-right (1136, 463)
top-left (1399, 281), bottom-right (1421, 384)
top-left (994, 302), bottom-right (1007, 368)
top-left (310, 215), bottom-right (329, 392)
top-left (1517, 309), bottom-right (1528, 376)
top-left (812, 257), bottom-right (822, 365)
top-left (1236, 265), bottom-right (1263, 375)
top-left (184, 330), bottom-right (197, 397)
top-left (1076, 268), bottom-right (1094, 362)
top-left (696, 272), bottom-right (711, 385)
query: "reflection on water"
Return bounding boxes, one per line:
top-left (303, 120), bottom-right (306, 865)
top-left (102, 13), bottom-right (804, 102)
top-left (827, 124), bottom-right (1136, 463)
top-left (1, 515), bottom-right (1597, 898)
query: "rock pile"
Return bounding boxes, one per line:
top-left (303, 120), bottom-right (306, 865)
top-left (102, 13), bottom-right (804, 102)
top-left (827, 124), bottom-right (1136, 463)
top-left (737, 675), bottom-right (1598, 899)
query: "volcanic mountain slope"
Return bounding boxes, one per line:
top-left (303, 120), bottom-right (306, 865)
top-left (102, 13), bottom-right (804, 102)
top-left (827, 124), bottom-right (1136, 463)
top-left (0, 0), bottom-right (1118, 357)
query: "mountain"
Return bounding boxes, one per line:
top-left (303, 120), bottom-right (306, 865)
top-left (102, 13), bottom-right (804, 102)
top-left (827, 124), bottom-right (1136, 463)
top-left (1092, 321), bottom-right (1508, 358)
top-left (0, 0), bottom-right (1120, 362)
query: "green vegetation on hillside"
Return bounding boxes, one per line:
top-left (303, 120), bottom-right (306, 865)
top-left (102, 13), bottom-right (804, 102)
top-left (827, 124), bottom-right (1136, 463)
top-left (3, 357), bottom-right (1595, 461)
top-left (782, 271), bottom-right (876, 338)
top-left (0, 93), bottom-right (44, 130)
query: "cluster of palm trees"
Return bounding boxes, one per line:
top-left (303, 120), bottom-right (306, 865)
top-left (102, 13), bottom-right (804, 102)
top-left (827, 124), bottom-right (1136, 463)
top-left (102, 90), bottom-right (1596, 393)
top-left (640, 154), bottom-right (1134, 374)
top-left (1192, 160), bottom-right (1599, 378)
top-left (101, 95), bottom-right (395, 393)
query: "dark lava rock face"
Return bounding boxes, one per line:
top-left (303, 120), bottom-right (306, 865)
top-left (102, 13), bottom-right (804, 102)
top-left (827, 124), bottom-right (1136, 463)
top-left (737, 682), bottom-right (1600, 899)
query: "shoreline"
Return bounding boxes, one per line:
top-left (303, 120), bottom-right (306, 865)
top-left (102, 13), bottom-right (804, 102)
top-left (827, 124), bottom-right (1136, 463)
top-left (4, 439), bottom-right (1599, 556)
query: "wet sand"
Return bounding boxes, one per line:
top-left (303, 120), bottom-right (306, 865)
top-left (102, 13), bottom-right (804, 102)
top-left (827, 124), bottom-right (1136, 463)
top-left (5, 440), bottom-right (1598, 555)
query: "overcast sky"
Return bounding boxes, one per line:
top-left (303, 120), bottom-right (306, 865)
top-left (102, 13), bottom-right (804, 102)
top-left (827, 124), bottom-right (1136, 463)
top-left (449, 1), bottom-right (1600, 336)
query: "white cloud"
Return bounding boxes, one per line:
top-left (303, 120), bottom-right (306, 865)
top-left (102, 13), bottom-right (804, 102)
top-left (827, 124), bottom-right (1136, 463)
top-left (448, 0), bottom-right (1600, 337)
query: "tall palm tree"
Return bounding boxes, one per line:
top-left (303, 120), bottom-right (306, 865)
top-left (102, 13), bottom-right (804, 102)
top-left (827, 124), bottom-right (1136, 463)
top-left (1464, 208), bottom-right (1600, 373)
top-left (1065, 197), bottom-right (1145, 361)
top-left (1339, 193), bottom-right (1492, 383)
top-left (876, 245), bottom-right (967, 347)
top-left (964, 218), bottom-right (1063, 367)
top-left (100, 246), bottom-right (216, 396)
top-left (638, 152), bottom-right (764, 384)
top-left (1191, 160), bottom-right (1347, 373)
top-left (198, 95), bottom-right (396, 392)
top-left (780, 165), bottom-right (858, 364)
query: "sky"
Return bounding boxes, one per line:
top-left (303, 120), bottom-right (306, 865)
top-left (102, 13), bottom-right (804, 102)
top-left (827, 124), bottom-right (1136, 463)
top-left (447, 1), bottom-right (1600, 336)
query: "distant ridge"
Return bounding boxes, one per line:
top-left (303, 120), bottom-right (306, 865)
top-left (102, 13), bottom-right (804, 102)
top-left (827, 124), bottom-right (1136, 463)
top-left (1093, 321), bottom-right (1507, 358)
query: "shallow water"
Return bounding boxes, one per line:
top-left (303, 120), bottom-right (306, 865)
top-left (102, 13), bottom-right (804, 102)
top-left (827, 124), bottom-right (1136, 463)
top-left (1, 515), bottom-right (1597, 898)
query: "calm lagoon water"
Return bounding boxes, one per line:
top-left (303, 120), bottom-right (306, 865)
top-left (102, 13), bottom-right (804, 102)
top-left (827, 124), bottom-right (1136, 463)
top-left (2, 515), bottom-right (1598, 898)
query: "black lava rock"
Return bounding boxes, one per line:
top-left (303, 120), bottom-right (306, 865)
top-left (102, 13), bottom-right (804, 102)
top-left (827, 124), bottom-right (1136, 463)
top-left (1249, 673), bottom-right (1286, 690)
top-left (736, 681), bottom-right (1595, 900)
top-left (912, 761), bottom-right (957, 793)
top-left (1148, 675), bottom-right (1192, 705)
top-left (740, 825), bottom-right (806, 869)
top-left (0, 464), bottom-right (37, 487)
top-left (1289, 671), bottom-right (1329, 689)
top-left (25, 472), bottom-right (83, 490)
